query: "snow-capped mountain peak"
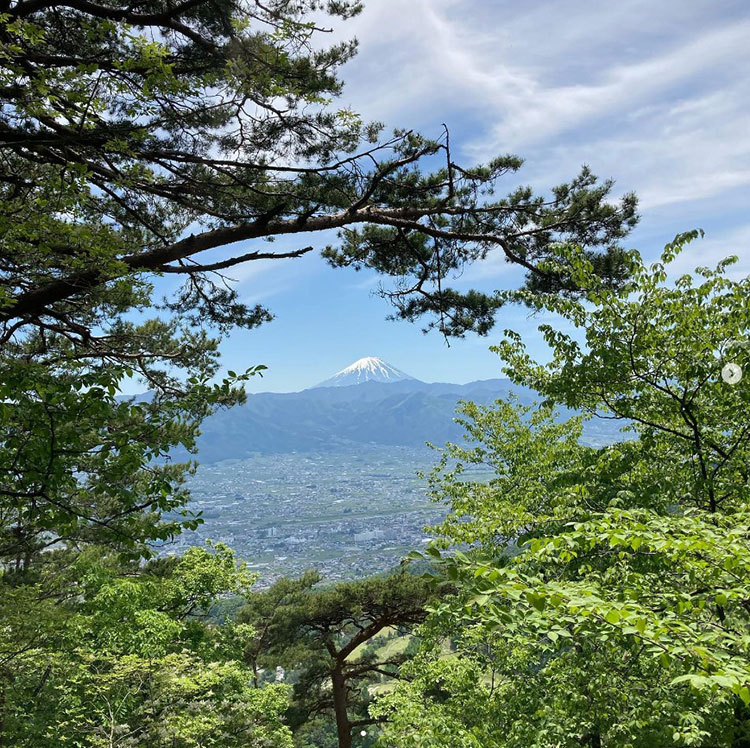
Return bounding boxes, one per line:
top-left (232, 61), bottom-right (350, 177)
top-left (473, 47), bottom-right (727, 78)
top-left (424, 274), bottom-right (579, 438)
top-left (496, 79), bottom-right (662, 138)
top-left (313, 357), bottom-right (417, 388)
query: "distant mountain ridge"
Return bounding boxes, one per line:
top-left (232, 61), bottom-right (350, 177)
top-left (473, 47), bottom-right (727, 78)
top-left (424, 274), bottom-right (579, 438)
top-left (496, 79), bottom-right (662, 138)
top-left (313, 356), bottom-right (416, 388)
top-left (180, 363), bottom-right (624, 463)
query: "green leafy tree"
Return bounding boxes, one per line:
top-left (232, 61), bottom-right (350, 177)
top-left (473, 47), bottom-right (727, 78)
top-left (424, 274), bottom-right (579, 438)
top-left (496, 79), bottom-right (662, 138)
top-left (0, 359), bottom-right (265, 566)
top-left (378, 232), bottom-right (750, 747)
top-left (237, 569), bottom-right (322, 687)
top-left (240, 570), bottom-right (433, 748)
top-left (0, 346), bottom-right (277, 744)
top-left (0, 0), bottom-right (639, 355)
top-left (2, 542), bottom-right (294, 747)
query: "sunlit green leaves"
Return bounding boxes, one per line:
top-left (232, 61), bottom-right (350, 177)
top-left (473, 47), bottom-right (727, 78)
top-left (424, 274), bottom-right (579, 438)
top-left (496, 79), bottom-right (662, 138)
top-left (380, 235), bottom-right (750, 746)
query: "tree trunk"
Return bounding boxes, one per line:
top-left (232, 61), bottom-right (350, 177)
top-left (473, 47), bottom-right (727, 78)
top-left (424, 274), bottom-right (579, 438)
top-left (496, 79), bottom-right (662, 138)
top-left (331, 668), bottom-right (352, 748)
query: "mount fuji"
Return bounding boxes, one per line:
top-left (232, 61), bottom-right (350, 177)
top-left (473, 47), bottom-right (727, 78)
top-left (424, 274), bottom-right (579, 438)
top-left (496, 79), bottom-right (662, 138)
top-left (166, 359), bottom-right (624, 462)
top-left (313, 357), bottom-right (417, 388)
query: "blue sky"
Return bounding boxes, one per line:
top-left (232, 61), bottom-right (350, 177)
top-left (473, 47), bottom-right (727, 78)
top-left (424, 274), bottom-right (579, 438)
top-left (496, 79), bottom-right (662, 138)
top-left (159, 0), bottom-right (750, 393)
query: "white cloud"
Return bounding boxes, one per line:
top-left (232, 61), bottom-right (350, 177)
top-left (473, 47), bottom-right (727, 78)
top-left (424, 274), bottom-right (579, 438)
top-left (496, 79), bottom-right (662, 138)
top-left (464, 21), bottom-right (750, 151)
top-left (333, 0), bottom-right (750, 214)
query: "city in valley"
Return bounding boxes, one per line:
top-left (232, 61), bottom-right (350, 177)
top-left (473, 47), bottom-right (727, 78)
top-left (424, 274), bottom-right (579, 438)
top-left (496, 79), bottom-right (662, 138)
top-left (165, 445), bottom-right (490, 584)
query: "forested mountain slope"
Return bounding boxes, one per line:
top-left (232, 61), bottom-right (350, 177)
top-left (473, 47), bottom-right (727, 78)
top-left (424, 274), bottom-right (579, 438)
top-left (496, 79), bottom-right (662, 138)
top-left (187, 378), bottom-right (623, 461)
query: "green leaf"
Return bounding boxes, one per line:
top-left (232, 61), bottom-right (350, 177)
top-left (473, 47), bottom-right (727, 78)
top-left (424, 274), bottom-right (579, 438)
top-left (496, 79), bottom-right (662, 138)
top-left (604, 609), bottom-right (620, 625)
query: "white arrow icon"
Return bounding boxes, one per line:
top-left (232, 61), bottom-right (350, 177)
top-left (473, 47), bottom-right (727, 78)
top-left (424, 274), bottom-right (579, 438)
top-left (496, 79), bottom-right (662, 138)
top-left (721, 362), bottom-right (743, 384)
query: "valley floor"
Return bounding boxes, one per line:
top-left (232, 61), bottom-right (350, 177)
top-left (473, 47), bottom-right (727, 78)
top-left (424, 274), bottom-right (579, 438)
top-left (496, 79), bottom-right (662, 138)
top-left (163, 445), bottom-right (491, 584)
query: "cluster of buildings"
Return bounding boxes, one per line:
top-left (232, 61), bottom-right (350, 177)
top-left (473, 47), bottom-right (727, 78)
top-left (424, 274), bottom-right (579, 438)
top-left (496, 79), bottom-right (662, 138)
top-left (162, 446), bottom-right (445, 583)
